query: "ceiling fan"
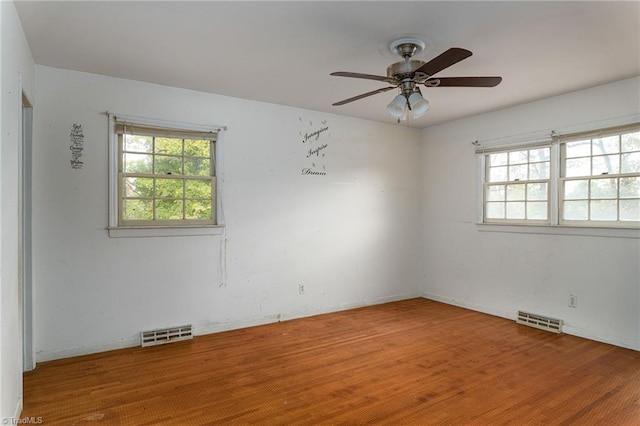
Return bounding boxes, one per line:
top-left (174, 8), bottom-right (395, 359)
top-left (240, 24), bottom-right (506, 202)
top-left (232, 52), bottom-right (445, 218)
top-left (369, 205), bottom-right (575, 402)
top-left (330, 38), bottom-right (502, 120)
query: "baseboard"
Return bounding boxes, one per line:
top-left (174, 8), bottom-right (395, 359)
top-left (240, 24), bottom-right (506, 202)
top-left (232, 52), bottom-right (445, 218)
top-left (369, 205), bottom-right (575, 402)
top-left (197, 292), bottom-right (421, 336)
top-left (562, 325), bottom-right (640, 351)
top-left (421, 291), bottom-right (640, 352)
top-left (36, 337), bottom-right (139, 362)
top-left (36, 292), bottom-right (421, 363)
top-left (13, 396), bottom-right (23, 421)
top-left (420, 291), bottom-right (515, 322)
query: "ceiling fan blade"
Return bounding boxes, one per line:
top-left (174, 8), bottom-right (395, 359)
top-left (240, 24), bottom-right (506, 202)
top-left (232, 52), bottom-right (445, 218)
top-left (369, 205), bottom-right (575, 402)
top-left (427, 76), bottom-right (502, 87)
top-left (331, 71), bottom-right (394, 84)
top-left (415, 48), bottom-right (472, 77)
top-left (332, 87), bottom-right (396, 106)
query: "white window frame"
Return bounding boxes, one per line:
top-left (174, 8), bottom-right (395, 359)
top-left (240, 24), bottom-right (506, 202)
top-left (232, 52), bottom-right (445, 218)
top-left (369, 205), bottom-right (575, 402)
top-left (483, 145), bottom-right (552, 225)
top-left (476, 121), bottom-right (640, 238)
top-left (558, 125), bottom-right (640, 228)
top-left (107, 113), bottom-right (226, 238)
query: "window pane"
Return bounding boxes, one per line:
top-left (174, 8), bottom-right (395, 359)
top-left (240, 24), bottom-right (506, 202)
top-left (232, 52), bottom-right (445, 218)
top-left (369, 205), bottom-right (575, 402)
top-left (486, 202), bottom-right (505, 219)
top-left (621, 132), bottom-right (640, 152)
top-left (564, 200), bottom-right (588, 220)
top-left (619, 177), bottom-right (640, 199)
top-left (123, 199), bottom-right (152, 220)
top-left (621, 152), bottom-right (640, 174)
top-left (124, 135), bottom-right (152, 153)
top-left (529, 162), bottom-right (549, 180)
top-left (591, 154), bottom-right (619, 175)
top-left (489, 166), bottom-right (507, 182)
top-left (155, 155), bottom-right (182, 175)
top-left (184, 158), bottom-right (211, 176)
top-left (123, 153), bottom-right (152, 174)
top-left (590, 200), bottom-right (617, 221)
top-left (565, 140), bottom-right (590, 158)
top-left (506, 184), bottom-right (526, 201)
top-left (155, 178), bottom-right (184, 198)
top-left (487, 185), bottom-right (505, 201)
top-left (186, 179), bottom-right (212, 198)
top-left (590, 178), bottom-right (617, 199)
top-left (155, 200), bottom-right (183, 220)
top-left (509, 164), bottom-right (527, 181)
top-left (124, 177), bottom-right (153, 198)
top-left (527, 202), bottom-right (547, 220)
top-left (186, 200), bottom-right (212, 219)
top-left (155, 137), bottom-right (183, 155)
top-left (528, 148), bottom-right (549, 162)
top-left (619, 199), bottom-right (640, 221)
top-left (592, 136), bottom-right (619, 155)
top-left (565, 157), bottom-right (591, 177)
top-left (508, 150), bottom-right (528, 164)
top-left (527, 182), bottom-right (547, 201)
top-left (564, 180), bottom-right (588, 200)
top-left (506, 202), bottom-right (525, 219)
top-left (184, 139), bottom-right (210, 157)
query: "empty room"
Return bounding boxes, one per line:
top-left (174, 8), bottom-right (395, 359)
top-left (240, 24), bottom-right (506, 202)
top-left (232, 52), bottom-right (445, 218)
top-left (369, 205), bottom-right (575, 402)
top-left (1, 1), bottom-right (639, 424)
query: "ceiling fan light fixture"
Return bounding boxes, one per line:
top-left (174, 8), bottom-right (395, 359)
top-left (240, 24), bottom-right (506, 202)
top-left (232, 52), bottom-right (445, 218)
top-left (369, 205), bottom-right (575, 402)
top-left (408, 91), bottom-right (429, 117)
top-left (386, 94), bottom-right (407, 118)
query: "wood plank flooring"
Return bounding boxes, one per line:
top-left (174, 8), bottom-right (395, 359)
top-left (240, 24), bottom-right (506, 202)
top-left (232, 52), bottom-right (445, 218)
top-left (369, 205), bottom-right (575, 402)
top-left (22, 298), bottom-right (640, 425)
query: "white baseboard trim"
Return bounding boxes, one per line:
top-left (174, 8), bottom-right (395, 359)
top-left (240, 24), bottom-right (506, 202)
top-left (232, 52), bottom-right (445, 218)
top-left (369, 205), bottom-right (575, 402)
top-left (36, 337), bottom-right (139, 362)
top-left (36, 292), bottom-right (421, 363)
top-left (562, 325), bottom-right (640, 352)
top-left (13, 396), bottom-right (23, 421)
top-left (196, 292), bottom-right (421, 336)
top-left (420, 291), bottom-right (515, 321)
top-left (421, 291), bottom-right (640, 352)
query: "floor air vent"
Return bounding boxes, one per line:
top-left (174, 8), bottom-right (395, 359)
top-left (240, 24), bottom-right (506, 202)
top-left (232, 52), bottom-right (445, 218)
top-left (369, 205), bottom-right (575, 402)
top-left (141, 324), bottom-right (193, 347)
top-left (516, 311), bottom-right (562, 333)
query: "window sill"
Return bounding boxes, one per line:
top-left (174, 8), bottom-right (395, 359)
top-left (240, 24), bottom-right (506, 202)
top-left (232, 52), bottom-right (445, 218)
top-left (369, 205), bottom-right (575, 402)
top-left (476, 223), bottom-right (640, 239)
top-left (108, 225), bottom-right (225, 238)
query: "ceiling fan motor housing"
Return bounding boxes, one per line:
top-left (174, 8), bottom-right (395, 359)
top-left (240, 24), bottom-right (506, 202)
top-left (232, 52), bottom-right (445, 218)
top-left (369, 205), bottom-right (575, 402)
top-left (387, 60), bottom-right (430, 98)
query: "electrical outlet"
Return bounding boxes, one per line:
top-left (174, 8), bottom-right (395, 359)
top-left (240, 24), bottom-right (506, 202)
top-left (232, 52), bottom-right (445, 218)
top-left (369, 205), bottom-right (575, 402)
top-left (569, 294), bottom-right (577, 308)
top-left (298, 284), bottom-right (305, 294)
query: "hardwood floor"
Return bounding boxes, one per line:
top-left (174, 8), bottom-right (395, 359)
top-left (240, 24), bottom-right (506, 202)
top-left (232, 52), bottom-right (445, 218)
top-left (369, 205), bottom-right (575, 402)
top-left (22, 298), bottom-right (640, 425)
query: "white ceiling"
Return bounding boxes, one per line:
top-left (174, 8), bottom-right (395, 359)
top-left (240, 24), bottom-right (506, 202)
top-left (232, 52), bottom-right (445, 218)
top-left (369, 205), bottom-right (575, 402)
top-left (14, 1), bottom-right (640, 128)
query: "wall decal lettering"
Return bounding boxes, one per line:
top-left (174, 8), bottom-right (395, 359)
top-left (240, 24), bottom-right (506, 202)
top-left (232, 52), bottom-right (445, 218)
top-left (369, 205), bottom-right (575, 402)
top-left (299, 118), bottom-right (329, 176)
top-left (70, 123), bottom-right (84, 169)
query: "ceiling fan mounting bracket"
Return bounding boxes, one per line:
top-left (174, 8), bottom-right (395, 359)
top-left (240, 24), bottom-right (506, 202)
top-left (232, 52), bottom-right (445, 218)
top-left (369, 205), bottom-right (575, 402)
top-left (389, 37), bottom-right (426, 58)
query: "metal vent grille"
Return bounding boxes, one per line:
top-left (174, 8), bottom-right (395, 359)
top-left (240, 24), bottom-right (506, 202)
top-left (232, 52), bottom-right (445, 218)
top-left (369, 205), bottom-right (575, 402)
top-left (141, 324), bottom-right (193, 347)
top-left (516, 311), bottom-right (563, 333)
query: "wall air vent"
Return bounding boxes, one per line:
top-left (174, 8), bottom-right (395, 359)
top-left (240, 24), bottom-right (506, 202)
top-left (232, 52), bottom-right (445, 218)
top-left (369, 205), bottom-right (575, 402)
top-left (141, 324), bottom-right (193, 347)
top-left (516, 311), bottom-right (563, 333)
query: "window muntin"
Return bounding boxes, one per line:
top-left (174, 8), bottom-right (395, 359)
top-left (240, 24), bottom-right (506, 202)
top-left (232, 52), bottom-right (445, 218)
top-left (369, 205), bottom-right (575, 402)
top-left (117, 124), bottom-right (217, 227)
top-left (560, 130), bottom-right (640, 226)
top-left (484, 147), bottom-right (551, 223)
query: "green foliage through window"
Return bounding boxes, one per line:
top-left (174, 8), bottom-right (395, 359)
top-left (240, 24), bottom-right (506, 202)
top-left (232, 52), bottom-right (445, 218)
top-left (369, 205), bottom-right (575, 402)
top-left (119, 132), bottom-right (216, 225)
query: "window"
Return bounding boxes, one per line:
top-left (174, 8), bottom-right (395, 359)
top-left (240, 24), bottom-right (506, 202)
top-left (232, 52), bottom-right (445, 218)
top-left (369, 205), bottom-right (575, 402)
top-left (480, 123), bottom-right (640, 228)
top-left (484, 147), bottom-right (550, 223)
top-left (108, 114), bottom-right (223, 237)
top-left (560, 129), bottom-right (640, 226)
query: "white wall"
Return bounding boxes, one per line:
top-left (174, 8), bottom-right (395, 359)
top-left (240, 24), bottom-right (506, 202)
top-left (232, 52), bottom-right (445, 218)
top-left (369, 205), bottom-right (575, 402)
top-left (420, 77), bottom-right (640, 350)
top-left (0, 0), bottom-right (35, 419)
top-left (32, 66), bottom-right (423, 361)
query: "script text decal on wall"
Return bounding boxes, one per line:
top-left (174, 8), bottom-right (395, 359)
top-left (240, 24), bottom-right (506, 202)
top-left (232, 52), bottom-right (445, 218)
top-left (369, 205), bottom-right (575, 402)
top-left (300, 118), bottom-right (329, 176)
top-left (70, 123), bottom-right (85, 169)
